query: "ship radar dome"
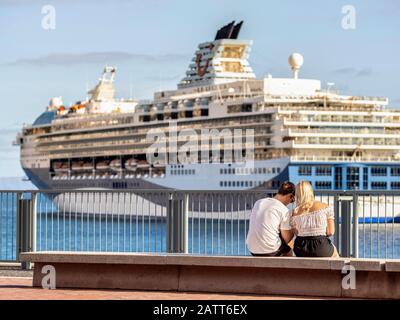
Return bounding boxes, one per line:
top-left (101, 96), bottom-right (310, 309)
top-left (288, 53), bottom-right (304, 79)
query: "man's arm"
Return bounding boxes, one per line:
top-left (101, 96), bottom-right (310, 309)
top-left (280, 229), bottom-right (294, 244)
top-left (280, 210), bottom-right (294, 244)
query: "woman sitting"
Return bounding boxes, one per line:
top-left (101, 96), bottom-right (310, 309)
top-left (290, 181), bottom-right (339, 258)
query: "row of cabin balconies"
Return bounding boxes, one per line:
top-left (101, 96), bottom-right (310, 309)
top-left (290, 155), bottom-right (399, 163)
top-left (284, 136), bottom-right (400, 149)
top-left (283, 120), bottom-right (400, 128)
top-left (45, 142), bottom-right (276, 159)
top-left (38, 134), bottom-right (274, 154)
top-left (37, 120), bottom-right (272, 146)
top-left (288, 126), bottom-right (400, 135)
top-left (35, 113), bottom-right (275, 144)
top-left (283, 113), bottom-right (393, 122)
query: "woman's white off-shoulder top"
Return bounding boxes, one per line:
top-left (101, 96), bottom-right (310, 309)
top-left (290, 206), bottom-right (335, 237)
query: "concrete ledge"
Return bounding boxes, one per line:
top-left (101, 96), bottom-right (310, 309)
top-left (19, 252), bottom-right (400, 299)
top-left (385, 261), bottom-right (400, 272)
top-left (345, 258), bottom-right (385, 272)
top-left (20, 252), bottom-right (346, 270)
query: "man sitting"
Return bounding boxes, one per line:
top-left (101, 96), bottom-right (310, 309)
top-left (246, 181), bottom-right (295, 256)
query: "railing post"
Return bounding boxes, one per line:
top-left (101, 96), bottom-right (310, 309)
top-left (181, 193), bottom-right (189, 254)
top-left (352, 194), bottom-right (359, 258)
top-left (16, 192), bottom-right (22, 264)
top-left (166, 192), bottom-right (189, 254)
top-left (166, 192), bottom-right (173, 253)
top-left (31, 192), bottom-right (37, 254)
top-left (333, 195), bottom-right (340, 250)
top-left (340, 199), bottom-right (352, 257)
top-left (17, 192), bottom-right (35, 270)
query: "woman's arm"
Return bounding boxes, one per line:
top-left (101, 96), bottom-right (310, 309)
top-left (326, 219), bottom-right (335, 236)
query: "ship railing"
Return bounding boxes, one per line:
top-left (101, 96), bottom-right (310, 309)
top-left (289, 128), bottom-right (400, 135)
top-left (1, 189), bottom-right (400, 266)
top-left (290, 156), bottom-right (396, 162)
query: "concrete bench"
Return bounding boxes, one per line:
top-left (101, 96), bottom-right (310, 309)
top-left (385, 260), bottom-right (400, 272)
top-left (20, 252), bottom-right (400, 299)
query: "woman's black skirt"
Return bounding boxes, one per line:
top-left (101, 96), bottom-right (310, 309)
top-left (294, 235), bottom-right (334, 257)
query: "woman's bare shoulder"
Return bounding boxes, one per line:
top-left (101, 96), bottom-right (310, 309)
top-left (311, 201), bottom-right (329, 211)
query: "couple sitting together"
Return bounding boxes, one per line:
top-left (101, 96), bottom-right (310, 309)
top-left (246, 181), bottom-right (339, 257)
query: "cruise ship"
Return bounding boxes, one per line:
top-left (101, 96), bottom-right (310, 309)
top-left (16, 21), bottom-right (400, 194)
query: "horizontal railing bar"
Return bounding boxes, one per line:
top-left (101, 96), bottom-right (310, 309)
top-left (1, 189), bottom-right (400, 196)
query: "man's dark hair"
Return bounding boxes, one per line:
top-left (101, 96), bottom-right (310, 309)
top-left (277, 181), bottom-right (295, 196)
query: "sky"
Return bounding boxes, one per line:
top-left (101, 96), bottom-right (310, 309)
top-left (0, 0), bottom-right (399, 178)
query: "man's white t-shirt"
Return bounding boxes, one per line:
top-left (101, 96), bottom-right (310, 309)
top-left (246, 198), bottom-right (291, 254)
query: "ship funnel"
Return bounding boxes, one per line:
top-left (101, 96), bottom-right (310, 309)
top-left (178, 21), bottom-right (255, 89)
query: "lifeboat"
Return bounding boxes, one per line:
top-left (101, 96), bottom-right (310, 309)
top-left (69, 101), bottom-right (87, 114)
top-left (71, 161), bottom-right (84, 171)
top-left (83, 162), bottom-right (93, 170)
top-left (125, 158), bottom-right (137, 171)
top-left (96, 160), bottom-right (110, 170)
top-left (153, 161), bottom-right (166, 168)
top-left (137, 160), bottom-right (150, 169)
top-left (53, 162), bottom-right (69, 172)
top-left (110, 159), bottom-right (122, 172)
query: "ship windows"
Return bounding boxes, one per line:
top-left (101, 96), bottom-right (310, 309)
top-left (346, 167), bottom-right (360, 190)
top-left (334, 167), bottom-right (342, 190)
top-left (219, 167), bottom-right (280, 175)
top-left (112, 182), bottom-right (127, 189)
top-left (371, 167), bottom-right (387, 176)
top-left (220, 180), bottom-right (267, 188)
top-left (171, 169), bottom-right (195, 175)
top-left (315, 181), bottom-right (332, 190)
top-left (391, 182), bottom-right (400, 190)
top-left (316, 166), bottom-right (332, 176)
top-left (227, 104), bottom-right (253, 113)
top-left (201, 109), bottom-right (209, 117)
top-left (391, 167), bottom-right (400, 176)
top-left (371, 182), bottom-right (387, 190)
top-left (298, 166), bottom-right (312, 176)
top-left (363, 167), bottom-right (369, 190)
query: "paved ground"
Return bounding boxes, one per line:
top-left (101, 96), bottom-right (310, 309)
top-left (0, 268), bottom-right (33, 278)
top-left (0, 276), bottom-right (325, 300)
top-left (0, 266), bottom-right (332, 300)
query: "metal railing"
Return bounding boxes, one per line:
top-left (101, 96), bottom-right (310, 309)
top-left (1, 189), bottom-right (399, 265)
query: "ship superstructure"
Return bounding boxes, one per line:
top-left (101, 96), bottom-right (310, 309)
top-left (16, 21), bottom-right (400, 193)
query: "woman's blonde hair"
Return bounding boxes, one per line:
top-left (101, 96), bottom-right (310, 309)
top-left (294, 181), bottom-right (315, 215)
